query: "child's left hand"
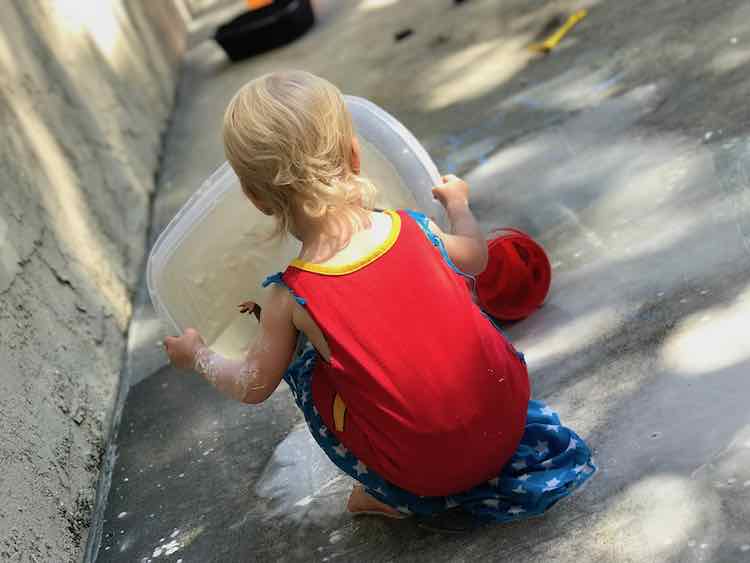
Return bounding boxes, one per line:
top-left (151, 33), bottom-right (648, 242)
top-left (164, 328), bottom-right (206, 370)
top-left (238, 300), bottom-right (261, 321)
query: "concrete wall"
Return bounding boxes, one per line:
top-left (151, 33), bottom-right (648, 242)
top-left (0, 1), bottom-right (186, 560)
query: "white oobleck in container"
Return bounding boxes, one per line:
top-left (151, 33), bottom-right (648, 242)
top-left (147, 96), bottom-right (445, 358)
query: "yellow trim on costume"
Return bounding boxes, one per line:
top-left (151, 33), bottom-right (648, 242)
top-left (333, 393), bottom-right (346, 432)
top-left (290, 210), bottom-right (401, 275)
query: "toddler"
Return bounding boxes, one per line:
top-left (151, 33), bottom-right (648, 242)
top-left (165, 70), bottom-right (595, 521)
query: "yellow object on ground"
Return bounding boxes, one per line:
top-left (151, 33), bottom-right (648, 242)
top-left (247, 0), bottom-right (273, 10)
top-left (530, 9), bottom-right (588, 54)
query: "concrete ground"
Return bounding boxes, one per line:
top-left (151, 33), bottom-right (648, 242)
top-left (93, 0), bottom-right (750, 561)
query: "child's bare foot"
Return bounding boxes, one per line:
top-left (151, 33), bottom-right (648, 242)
top-left (347, 485), bottom-right (407, 519)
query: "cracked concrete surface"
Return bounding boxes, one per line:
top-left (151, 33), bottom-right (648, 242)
top-left (95, 0), bottom-right (750, 561)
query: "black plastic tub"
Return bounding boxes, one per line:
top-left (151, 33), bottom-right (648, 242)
top-left (214, 0), bottom-right (315, 61)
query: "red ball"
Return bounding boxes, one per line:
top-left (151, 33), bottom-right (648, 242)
top-left (476, 228), bottom-right (551, 321)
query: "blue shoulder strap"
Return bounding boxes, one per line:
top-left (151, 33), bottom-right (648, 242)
top-left (262, 272), bottom-right (307, 306)
top-left (404, 209), bottom-right (474, 284)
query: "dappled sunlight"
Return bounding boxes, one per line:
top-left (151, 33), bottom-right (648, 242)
top-left (2, 0), bottom-right (144, 214)
top-left (357, 0), bottom-right (399, 13)
top-left (9, 96), bottom-right (131, 328)
top-left (53, 0), bottom-right (122, 58)
top-left (0, 23), bottom-right (17, 78)
top-left (498, 66), bottom-right (624, 114)
top-left (467, 137), bottom-right (547, 196)
top-left (597, 205), bottom-right (702, 263)
top-left (590, 138), bottom-right (709, 219)
top-left (424, 37), bottom-right (532, 111)
top-left (515, 306), bottom-right (620, 369)
top-left (465, 78), bottom-right (746, 291)
top-left (710, 47), bottom-right (750, 74)
top-left (589, 474), bottom-right (719, 561)
top-left (692, 423), bottom-right (750, 484)
top-left (660, 284), bottom-right (750, 377)
top-left (466, 74), bottom-right (655, 214)
top-left (582, 138), bottom-right (714, 258)
top-left (0, 214), bottom-right (21, 293)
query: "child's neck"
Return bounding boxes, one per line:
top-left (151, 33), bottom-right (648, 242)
top-left (292, 205), bottom-right (372, 264)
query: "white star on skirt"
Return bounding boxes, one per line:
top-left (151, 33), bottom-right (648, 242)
top-left (333, 444), bottom-right (348, 457)
top-left (396, 506), bottom-right (412, 514)
top-left (445, 498), bottom-right (459, 509)
top-left (542, 478), bottom-right (561, 492)
top-left (512, 485), bottom-right (527, 494)
top-left (318, 427), bottom-right (328, 438)
top-left (566, 438), bottom-right (578, 451)
top-left (483, 499), bottom-right (500, 508)
top-left (517, 474), bottom-right (531, 481)
top-left (312, 406), bottom-right (319, 416)
top-left (300, 391), bottom-right (309, 404)
top-left (572, 464), bottom-right (586, 474)
top-left (512, 459), bottom-right (527, 470)
top-left (546, 425), bottom-right (560, 432)
top-left (353, 461), bottom-right (368, 476)
top-left (541, 459), bottom-right (555, 468)
top-left (540, 406), bottom-right (555, 417)
top-left (507, 505), bottom-right (526, 515)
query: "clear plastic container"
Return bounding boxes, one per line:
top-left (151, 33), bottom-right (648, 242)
top-left (147, 96), bottom-right (444, 358)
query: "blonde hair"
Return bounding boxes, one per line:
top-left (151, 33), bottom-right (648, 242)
top-left (222, 70), bottom-right (377, 236)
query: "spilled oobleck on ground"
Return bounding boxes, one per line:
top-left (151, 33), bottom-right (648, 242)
top-left (254, 424), bottom-right (348, 524)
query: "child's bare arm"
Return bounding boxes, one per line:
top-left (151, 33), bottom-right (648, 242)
top-left (430, 175), bottom-right (488, 275)
top-left (164, 285), bottom-right (297, 404)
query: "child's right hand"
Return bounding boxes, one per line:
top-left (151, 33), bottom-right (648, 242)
top-left (432, 174), bottom-right (470, 209)
top-left (164, 328), bottom-right (206, 371)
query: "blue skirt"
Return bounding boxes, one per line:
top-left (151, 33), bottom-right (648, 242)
top-left (283, 343), bottom-right (596, 523)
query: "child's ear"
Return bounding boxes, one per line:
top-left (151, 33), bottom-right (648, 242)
top-left (351, 136), bottom-right (361, 175)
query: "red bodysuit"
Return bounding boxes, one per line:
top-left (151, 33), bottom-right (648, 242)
top-left (282, 210), bottom-right (530, 496)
